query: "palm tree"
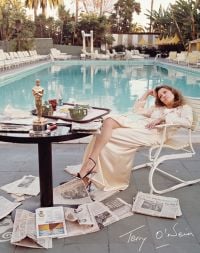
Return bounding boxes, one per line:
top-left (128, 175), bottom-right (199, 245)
top-left (170, 0), bottom-right (199, 42)
top-left (25, 0), bottom-right (39, 20)
top-left (25, 0), bottom-right (63, 18)
top-left (149, 0), bottom-right (154, 32)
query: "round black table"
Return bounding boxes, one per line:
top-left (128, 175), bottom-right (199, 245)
top-left (0, 127), bottom-right (89, 207)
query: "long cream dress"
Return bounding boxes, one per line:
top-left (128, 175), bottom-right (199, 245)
top-left (83, 100), bottom-right (193, 191)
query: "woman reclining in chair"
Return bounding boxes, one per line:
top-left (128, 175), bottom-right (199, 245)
top-left (77, 85), bottom-right (193, 191)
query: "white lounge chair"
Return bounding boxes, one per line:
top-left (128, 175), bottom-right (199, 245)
top-left (125, 49), bottom-right (144, 60)
top-left (133, 97), bottom-right (200, 194)
top-left (166, 51), bottom-right (177, 61)
top-left (92, 50), bottom-right (110, 60)
top-left (132, 49), bottom-right (149, 58)
top-left (50, 48), bottom-right (71, 60)
top-left (106, 50), bottom-right (116, 58)
top-left (186, 52), bottom-right (199, 66)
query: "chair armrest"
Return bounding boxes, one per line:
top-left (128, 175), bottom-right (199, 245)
top-left (155, 123), bottom-right (190, 129)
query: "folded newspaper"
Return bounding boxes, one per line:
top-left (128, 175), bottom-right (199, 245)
top-left (64, 165), bottom-right (119, 202)
top-left (11, 209), bottom-right (52, 249)
top-left (53, 178), bottom-right (92, 205)
top-left (71, 120), bottom-right (102, 133)
top-left (132, 192), bottom-right (182, 219)
top-left (64, 164), bottom-right (81, 175)
top-left (0, 123), bottom-right (32, 133)
top-left (1, 175), bottom-right (40, 196)
top-left (60, 197), bottom-right (133, 238)
top-left (36, 206), bottom-right (67, 238)
top-left (0, 196), bottom-right (21, 219)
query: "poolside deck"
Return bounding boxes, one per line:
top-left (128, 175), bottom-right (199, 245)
top-left (0, 56), bottom-right (200, 252)
top-left (0, 142), bottom-right (200, 253)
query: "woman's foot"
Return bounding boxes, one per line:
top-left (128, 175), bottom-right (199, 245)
top-left (77, 157), bottom-right (97, 179)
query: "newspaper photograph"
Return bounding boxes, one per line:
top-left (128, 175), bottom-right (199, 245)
top-left (36, 206), bottom-right (67, 238)
top-left (88, 202), bottom-right (118, 229)
top-left (53, 178), bottom-right (92, 205)
top-left (0, 215), bottom-right (13, 242)
top-left (0, 196), bottom-right (21, 219)
top-left (65, 204), bottom-right (94, 226)
top-left (62, 206), bottom-right (99, 238)
top-left (64, 219), bottom-right (99, 238)
top-left (11, 209), bottom-right (52, 249)
top-left (1, 175), bottom-right (40, 196)
top-left (102, 197), bottom-right (133, 220)
top-left (132, 192), bottom-right (182, 219)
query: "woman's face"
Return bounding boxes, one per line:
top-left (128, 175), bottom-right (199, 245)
top-left (157, 88), bottom-right (175, 107)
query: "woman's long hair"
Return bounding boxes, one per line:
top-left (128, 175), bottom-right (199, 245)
top-left (154, 85), bottom-right (186, 108)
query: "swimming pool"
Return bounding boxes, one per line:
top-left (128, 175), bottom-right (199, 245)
top-left (0, 61), bottom-right (200, 114)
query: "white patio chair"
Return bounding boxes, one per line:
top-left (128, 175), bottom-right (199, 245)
top-left (166, 51), bottom-right (177, 61)
top-left (133, 97), bottom-right (200, 194)
top-left (172, 51), bottom-right (188, 65)
top-left (92, 50), bottom-right (110, 60)
top-left (50, 48), bottom-right (71, 60)
top-left (125, 49), bottom-right (144, 60)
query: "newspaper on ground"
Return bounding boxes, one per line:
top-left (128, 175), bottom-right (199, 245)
top-left (101, 197), bottom-right (133, 220)
top-left (0, 175), bottom-right (40, 196)
top-left (11, 193), bottom-right (32, 202)
top-left (11, 209), bottom-right (52, 249)
top-left (89, 187), bottom-right (119, 202)
top-left (36, 206), bottom-right (67, 239)
top-left (0, 215), bottom-right (13, 242)
top-left (64, 164), bottom-right (81, 176)
top-left (88, 201), bottom-right (118, 228)
top-left (60, 203), bottom-right (100, 238)
top-left (64, 204), bottom-right (94, 226)
top-left (60, 197), bottom-right (133, 238)
top-left (0, 196), bottom-right (21, 219)
top-left (63, 206), bottom-right (99, 237)
top-left (132, 192), bottom-right (182, 219)
top-left (53, 178), bottom-right (92, 205)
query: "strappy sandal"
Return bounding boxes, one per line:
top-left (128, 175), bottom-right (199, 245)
top-left (77, 157), bottom-right (96, 179)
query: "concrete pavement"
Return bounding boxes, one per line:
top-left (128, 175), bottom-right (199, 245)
top-left (0, 142), bottom-right (200, 253)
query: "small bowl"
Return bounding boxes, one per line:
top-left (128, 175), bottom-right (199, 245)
top-left (69, 107), bottom-right (87, 120)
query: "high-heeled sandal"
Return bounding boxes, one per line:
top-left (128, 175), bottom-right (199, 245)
top-left (77, 157), bottom-right (96, 179)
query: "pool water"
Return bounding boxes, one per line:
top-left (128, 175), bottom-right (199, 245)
top-left (0, 62), bottom-right (200, 114)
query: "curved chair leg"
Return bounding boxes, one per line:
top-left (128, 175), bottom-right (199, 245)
top-left (149, 151), bottom-right (198, 194)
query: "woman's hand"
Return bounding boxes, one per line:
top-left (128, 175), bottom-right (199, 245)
top-left (145, 118), bottom-right (163, 129)
top-left (139, 89), bottom-right (156, 101)
top-left (147, 89), bottom-right (157, 97)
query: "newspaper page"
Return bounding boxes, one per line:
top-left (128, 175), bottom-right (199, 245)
top-left (64, 219), bottom-right (99, 238)
top-left (132, 192), bottom-right (182, 219)
top-left (0, 215), bottom-right (13, 242)
top-left (65, 204), bottom-right (95, 226)
top-left (11, 209), bottom-right (52, 249)
top-left (88, 202), bottom-right (118, 229)
top-left (89, 188), bottom-right (119, 202)
top-left (62, 206), bottom-right (99, 238)
top-left (0, 124), bottom-right (32, 133)
top-left (53, 178), bottom-right (92, 205)
top-left (0, 196), bottom-right (21, 219)
top-left (64, 164), bottom-right (81, 175)
top-left (1, 175), bottom-right (40, 196)
top-left (36, 206), bottom-right (67, 238)
top-left (102, 197), bottom-right (133, 220)
top-left (71, 120), bottom-right (102, 133)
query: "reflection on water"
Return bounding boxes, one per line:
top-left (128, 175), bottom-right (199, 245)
top-left (0, 63), bottom-right (200, 114)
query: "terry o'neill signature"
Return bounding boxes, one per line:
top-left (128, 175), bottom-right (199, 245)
top-left (119, 223), bottom-right (194, 252)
